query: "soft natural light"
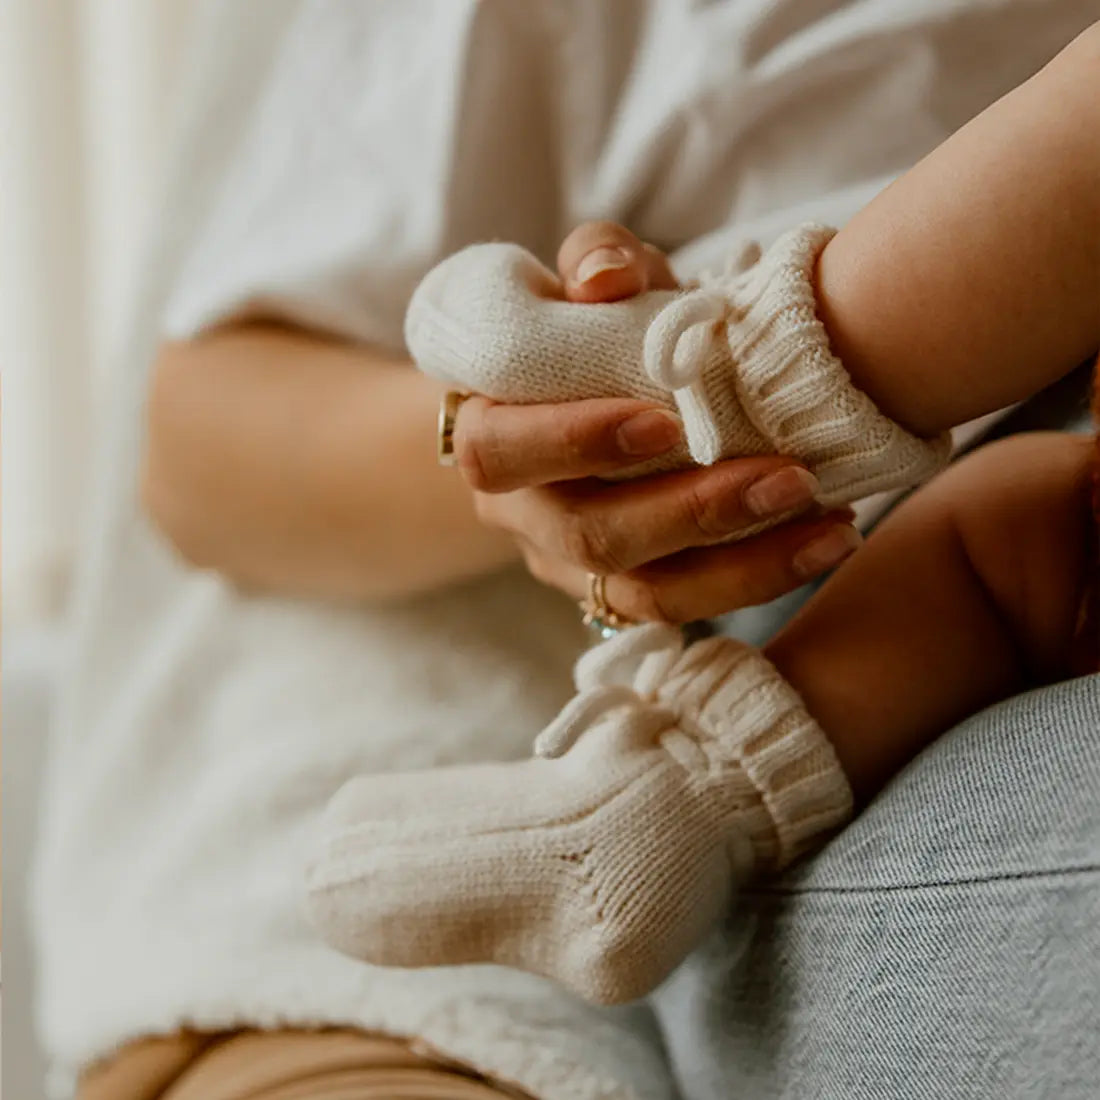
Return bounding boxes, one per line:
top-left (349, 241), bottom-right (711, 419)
top-left (1, 0), bottom-right (193, 625)
top-left (2, 6), bottom-right (196, 1097)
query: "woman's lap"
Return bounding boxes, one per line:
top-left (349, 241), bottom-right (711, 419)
top-left (654, 674), bottom-right (1100, 1100)
top-left (74, 676), bottom-right (1098, 1099)
top-left (78, 677), bottom-right (1099, 1100)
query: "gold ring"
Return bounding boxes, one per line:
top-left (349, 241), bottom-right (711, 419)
top-left (437, 390), bottom-right (470, 467)
top-left (579, 573), bottom-right (634, 638)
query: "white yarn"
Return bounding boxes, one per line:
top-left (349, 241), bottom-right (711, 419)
top-left (534, 624), bottom-right (686, 759)
top-left (309, 626), bottom-right (852, 1004)
top-left (405, 224), bottom-right (952, 504)
top-left (310, 226), bottom-right (911, 1005)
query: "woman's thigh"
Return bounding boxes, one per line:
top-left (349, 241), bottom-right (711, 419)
top-left (654, 674), bottom-right (1100, 1100)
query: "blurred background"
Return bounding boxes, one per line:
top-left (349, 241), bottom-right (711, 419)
top-left (3, 5), bottom-right (1095, 1097)
top-left (3, 3), bottom-right (197, 1095)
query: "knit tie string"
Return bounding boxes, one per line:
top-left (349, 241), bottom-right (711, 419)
top-left (534, 624), bottom-right (685, 759)
top-left (642, 240), bottom-right (762, 464)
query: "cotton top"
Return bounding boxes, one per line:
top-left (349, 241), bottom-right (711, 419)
top-left (31, 2), bottom-right (1100, 1099)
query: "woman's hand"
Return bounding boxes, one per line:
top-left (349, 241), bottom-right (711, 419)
top-left (451, 222), bottom-right (862, 623)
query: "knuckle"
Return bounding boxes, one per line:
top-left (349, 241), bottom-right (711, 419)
top-left (586, 219), bottom-right (635, 247)
top-left (616, 577), bottom-right (673, 623)
top-left (557, 411), bottom-right (602, 466)
top-left (724, 557), bottom-right (793, 611)
top-left (559, 513), bottom-right (600, 572)
top-left (457, 436), bottom-right (495, 492)
top-left (455, 402), bottom-right (512, 493)
top-left (559, 509), bottom-right (625, 574)
top-left (733, 574), bottom-right (781, 610)
top-left (681, 482), bottom-right (733, 541)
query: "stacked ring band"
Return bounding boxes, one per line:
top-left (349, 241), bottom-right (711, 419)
top-left (437, 390), bottom-right (471, 467)
top-left (579, 572), bottom-right (636, 637)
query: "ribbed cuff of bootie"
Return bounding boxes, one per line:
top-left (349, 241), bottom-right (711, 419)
top-left (651, 630), bottom-right (854, 870)
top-left (708, 224), bottom-right (951, 503)
top-left (548, 624), bottom-right (854, 874)
top-left (406, 226), bottom-right (952, 507)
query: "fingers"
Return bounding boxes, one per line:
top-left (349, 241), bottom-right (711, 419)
top-left (557, 221), bottom-right (679, 303)
top-left (610, 515), bottom-right (862, 621)
top-left (450, 223), bottom-right (682, 490)
top-left (520, 512), bottom-right (863, 624)
top-left (453, 394), bottom-right (683, 491)
top-left (477, 458), bottom-right (826, 573)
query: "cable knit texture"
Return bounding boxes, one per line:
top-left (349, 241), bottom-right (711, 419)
top-left (308, 626), bottom-right (852, 1005)
top-left (405, 224), bottom-right (951, 505)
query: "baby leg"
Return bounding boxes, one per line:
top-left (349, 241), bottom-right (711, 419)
top-left (767, 431), bottom-right (1095, 805)
top-left (308, 434), bottom-right (1092, 1004)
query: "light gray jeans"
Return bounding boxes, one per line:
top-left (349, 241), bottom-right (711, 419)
top-left (654, 673), bottom-right (1100, 1099)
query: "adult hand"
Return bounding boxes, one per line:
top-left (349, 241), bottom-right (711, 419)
top-left (452, 221), bottom-right (861, 623)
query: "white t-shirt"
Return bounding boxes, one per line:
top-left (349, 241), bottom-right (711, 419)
top-left (32, 2), bottom-right (1099, 1098)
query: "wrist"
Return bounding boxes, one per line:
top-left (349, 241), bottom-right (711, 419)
top-left (721, 225), bottom-right (951, 504)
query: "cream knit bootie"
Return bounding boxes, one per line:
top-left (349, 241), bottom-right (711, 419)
top-left (307, 625), bottom-right (852, 1004)
top-left (405, 224), bottom-right (950, 505)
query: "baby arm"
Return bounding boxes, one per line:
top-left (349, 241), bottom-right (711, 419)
top-left (815, 21), bottom-right (1100, 436)
top-left (307, 24), bottom-right (1100, 1007)
top-left (766, 24), bottom-right (1100, 804)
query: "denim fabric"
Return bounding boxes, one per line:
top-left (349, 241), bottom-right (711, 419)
top-left (654, 674), bottom-right (1100, 1100)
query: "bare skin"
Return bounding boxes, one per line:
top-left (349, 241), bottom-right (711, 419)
top-left (146, 326), bottom-right (519, 602)
top-left (144, 226), bottom-right (855, 606)
top-left (144, 24), bottom-right (1099, 805)
top-left (453, 23), bottom-right (1100, 623)
top-left (448, 23), bottom-right (1100, 798)
top-left (768, 430), bottom-right (1094, 803)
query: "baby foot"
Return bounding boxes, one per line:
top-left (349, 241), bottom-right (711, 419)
top-left (405, 225), bottom-right (951, 504)
top-left (306, 625), bottom-right (851, 1004)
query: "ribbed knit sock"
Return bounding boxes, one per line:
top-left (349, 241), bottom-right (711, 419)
top-left (405, 224), bottom-right (950, 505)
top-left (307, 626), bottom-right (852, 1004)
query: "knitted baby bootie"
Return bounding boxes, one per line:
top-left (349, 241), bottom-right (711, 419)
top-left (306, 625), bottom-right (852, 1004)
top-left (405, 225), bottom-right (951, 505)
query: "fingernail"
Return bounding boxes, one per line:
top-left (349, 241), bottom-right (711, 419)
top-left (793, 525), bottom-right (863, 580)
top-left (574, 246), bottom-right (631, 285)
top-left (743, 467), bottom-right (820, 517)
top-left (616, 409), bottom-right (682, 456)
